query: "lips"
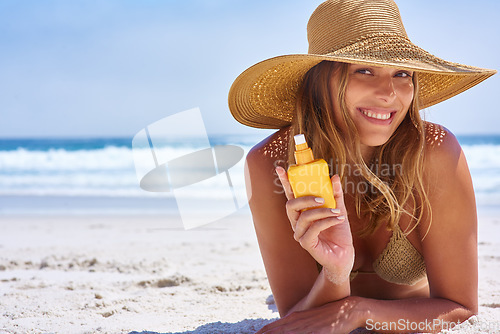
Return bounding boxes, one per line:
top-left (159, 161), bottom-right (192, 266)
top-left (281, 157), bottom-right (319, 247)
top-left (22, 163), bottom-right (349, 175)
top-left (358, 108), bottom-right (396, 125)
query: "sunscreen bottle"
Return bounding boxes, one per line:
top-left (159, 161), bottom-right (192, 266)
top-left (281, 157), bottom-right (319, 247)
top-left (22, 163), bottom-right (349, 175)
top-left (288, 134), bottom-right (336, 209)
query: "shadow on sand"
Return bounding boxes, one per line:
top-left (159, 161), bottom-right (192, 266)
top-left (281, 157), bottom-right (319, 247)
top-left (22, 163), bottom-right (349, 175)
top-left (129, 318), bottom-right (277, 334)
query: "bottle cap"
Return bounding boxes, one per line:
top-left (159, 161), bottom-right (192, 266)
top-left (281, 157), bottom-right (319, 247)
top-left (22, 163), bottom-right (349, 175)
top-left (294, 134), bottom-right (306, 146)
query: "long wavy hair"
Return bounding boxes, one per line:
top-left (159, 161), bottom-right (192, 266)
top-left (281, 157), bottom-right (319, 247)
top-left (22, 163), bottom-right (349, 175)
top-left (288, 61), bottom-right (431, 236)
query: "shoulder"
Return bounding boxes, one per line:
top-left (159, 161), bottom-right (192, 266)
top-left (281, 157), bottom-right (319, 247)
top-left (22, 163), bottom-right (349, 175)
top-left (423, 122), bottom-right (463, 173)
top-left (419, 122), bottom-right (475, 231)
top-left (246, 127), bottom-right (290, 171)
top-left (245, 127), bottom-right (291, 207)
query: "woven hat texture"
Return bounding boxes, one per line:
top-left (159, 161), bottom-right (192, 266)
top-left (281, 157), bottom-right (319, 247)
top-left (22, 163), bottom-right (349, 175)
top-left (228, 0), bottom-right (496, 129)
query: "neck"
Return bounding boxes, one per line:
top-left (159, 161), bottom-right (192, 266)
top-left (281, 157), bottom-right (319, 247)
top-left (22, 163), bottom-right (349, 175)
top-left (360, 144), bottom-right (375, 162)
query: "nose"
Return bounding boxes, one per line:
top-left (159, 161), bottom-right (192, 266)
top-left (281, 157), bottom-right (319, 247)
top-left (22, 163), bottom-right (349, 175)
top-left (375, 76), bottom-right (397, 103)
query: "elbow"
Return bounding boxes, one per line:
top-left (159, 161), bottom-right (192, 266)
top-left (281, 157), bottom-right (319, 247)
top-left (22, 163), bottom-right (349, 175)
top-left (469, 298), bottom-right (478, 316)
top-left (466, 304), bottom-right (478, 319)
top-left (432, 296), bottom-right (478, 325)
top-left (462, 297), bottom-right (478, 318)
top-left (448, 299), bottom-right (477, 324)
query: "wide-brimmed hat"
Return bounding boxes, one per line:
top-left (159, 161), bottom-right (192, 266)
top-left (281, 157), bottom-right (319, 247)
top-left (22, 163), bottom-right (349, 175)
top-left (228, 0), bottom-right (496, 129)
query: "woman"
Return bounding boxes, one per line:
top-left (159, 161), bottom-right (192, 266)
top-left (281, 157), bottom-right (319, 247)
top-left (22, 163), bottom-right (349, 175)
top-left (228, 0), bottom-right (496, 333)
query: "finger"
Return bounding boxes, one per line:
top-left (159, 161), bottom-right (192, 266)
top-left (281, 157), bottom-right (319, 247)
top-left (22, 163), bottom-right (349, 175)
top-left (275, 166), bottom-right (295, 200)
top-left (298, 216), bottom-right (346, 249)
top-left (294, 207), bottom-right (342, 241)
top-left (257, 312), bottom-right (305, 333)
top-left (256, 318), bottom-right (285, 333)
top-left (285, 195), bottom-right (326, 213)
top-left (285, 196), bottom-right (327, 229)
top-left (332, 174), bottom-right (347, 214)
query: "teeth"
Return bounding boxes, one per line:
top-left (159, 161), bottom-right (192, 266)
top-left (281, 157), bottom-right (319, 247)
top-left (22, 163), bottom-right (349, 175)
top-left (361, 109), bottom-right (391, 120)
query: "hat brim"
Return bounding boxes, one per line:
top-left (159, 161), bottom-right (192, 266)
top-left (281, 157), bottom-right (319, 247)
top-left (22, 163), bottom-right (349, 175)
top-left (228, 35), bottom-right (496, 129)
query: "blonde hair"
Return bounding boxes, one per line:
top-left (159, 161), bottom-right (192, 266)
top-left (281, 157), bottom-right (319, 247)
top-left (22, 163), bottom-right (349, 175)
top-left (289, 61), bottom-right (430, 236)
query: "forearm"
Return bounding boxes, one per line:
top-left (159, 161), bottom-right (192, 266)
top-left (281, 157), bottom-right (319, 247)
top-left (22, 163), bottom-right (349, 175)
top-left (286, 268), bottom-right (350, 315)
top-left (355, 296), bottom-right (476, 333)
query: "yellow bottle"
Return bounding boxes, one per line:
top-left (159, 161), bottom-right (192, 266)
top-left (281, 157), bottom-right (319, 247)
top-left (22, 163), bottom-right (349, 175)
top-left (288, 134), bottom-right (336, 209)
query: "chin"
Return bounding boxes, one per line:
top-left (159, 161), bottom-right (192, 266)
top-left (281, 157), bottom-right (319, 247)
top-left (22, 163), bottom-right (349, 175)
top-left (360, 134), bottom-right (393, 147)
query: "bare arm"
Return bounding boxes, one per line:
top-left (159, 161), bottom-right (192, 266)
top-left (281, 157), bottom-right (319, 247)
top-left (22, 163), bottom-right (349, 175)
top-left (245, 131), bottom-right (352, 316)
top-left (359, 127), bottom-right (478, 331)
top-left (256, 126), bottom-right (478, 333)
top-left (418, 127), bottom-right (478, 316)
top-left (359, 128), bottom-right (478, 333)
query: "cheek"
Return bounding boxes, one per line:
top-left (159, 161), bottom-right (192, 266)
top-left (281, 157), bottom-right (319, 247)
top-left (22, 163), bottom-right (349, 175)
top-left (330, 80), bottom-right (352, 124)
top-left (343, 84), bottom-right (361, 115)
top-left (397, 82), bottom-right (415, 107)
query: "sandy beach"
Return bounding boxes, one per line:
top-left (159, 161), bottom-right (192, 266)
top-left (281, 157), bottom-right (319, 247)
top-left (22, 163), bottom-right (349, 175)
top-left (1, 207), bottom-right (499, 334)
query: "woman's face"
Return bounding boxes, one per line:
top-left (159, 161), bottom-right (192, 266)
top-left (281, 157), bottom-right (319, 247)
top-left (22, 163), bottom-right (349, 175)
top-left (332, 64), bottom-right (415, 148)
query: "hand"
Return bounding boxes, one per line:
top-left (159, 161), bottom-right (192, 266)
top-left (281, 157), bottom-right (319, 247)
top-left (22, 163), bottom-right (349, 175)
top-left (256, 296), bottom-right (365, 334)
top-left (276, 167), bottom-right (354, 283)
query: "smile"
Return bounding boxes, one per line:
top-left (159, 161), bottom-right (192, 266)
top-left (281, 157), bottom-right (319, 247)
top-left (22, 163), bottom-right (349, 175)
top-left (358, 108), bottom-right (396, 124)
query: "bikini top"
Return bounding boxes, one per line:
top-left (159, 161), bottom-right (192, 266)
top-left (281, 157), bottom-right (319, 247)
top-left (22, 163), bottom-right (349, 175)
top-left (350, 223), bottom-right (427, 285)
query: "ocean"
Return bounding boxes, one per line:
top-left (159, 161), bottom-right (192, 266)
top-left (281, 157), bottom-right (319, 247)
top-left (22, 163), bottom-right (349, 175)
top-left (0, 134), bottom-right (499, 215)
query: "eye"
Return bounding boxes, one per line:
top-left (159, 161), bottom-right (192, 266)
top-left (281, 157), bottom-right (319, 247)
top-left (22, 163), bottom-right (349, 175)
top-left (355, 69), bottom-right (373, 75)
top-left (396, 71), bottom-right (413, 78)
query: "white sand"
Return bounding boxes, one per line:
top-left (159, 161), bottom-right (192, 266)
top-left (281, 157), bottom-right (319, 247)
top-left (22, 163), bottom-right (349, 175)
top-left (0, 210), bottom-right (499, 334)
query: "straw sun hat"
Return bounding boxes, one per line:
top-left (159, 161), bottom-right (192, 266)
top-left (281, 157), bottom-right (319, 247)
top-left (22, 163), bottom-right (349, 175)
top-left (228, 0), bottom-right (496, 129)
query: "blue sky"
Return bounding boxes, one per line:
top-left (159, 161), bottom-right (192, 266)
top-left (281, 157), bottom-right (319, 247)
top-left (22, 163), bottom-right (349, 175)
top-left (0, 0), bottom-right (498, 138)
